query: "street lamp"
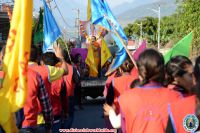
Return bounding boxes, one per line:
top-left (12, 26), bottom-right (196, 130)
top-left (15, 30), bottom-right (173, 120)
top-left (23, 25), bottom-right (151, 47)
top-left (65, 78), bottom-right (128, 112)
top-left (147, 5), bottom-right (161, 50)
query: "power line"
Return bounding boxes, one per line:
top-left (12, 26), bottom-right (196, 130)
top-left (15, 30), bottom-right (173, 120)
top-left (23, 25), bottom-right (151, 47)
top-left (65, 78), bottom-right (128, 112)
top-left (52, 0), bottom-right (74, 29)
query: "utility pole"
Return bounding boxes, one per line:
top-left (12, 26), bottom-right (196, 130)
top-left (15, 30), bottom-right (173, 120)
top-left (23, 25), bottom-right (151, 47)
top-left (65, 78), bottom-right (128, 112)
top-left (135, 22), bottom-right (143, 39)
top-left (73, 8), bottom-right (80, 42)
top-left (158, 5), bottom-right (161, 50)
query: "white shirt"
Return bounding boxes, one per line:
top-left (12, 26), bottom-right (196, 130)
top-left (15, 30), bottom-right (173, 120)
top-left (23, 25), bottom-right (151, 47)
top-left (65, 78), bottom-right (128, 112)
top-left (109, 108), bottom-right (121, 129)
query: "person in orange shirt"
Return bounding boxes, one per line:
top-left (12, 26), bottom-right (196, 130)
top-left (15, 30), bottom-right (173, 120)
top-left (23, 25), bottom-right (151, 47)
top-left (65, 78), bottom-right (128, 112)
top-left (117, 49), bottom-right (181, 133)
top-left (165, 55), bottom-right (194, 97)
top-left (73, 53), bottom-right (84, 110)
top-left (50, 76), bottom-right (68, 133)
top-left (103, 70), bottom-right (117, 98)
top-left (104, 58), bottom-right (137, 113)
top-left (28, 44), bottom-right (69, 132)
top-left (166, 56), bottom-right (200, 133)
top-left (103, 58), bottom-right (137, 130)
top-left (18, 69), bottom-right (53, 133)
top-left (61, 50), bottom-right (81, 129)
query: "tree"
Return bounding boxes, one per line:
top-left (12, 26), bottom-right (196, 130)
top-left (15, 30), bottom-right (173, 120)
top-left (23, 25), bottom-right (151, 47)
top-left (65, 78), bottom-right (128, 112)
top-left (124, 24), bottom-right (135, 38)
top-left (124, 17), bottom-right (159, 46)
top-left (124, 0), bottom-right (200, 51)
top-left (174, 0), bottom-right (200, 55)
top-left (160, 15), bottom-right (177, 45)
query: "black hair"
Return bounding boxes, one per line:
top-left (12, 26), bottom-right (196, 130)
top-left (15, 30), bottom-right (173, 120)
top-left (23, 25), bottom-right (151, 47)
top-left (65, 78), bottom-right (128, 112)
top-left (194, 57), bottom-right (200, 119)
top-left (1, 45), bottom-right (6, 54)
top-left (74, 53), bottom-right (81, 64)
top-left (165, 55), bottom-right (192, 84)
top-left (62, 49), bottom-right (72, 64)
top-left (30, 45), bottom-right (38, 62)
top-left (119, 58), bottom-right (134, 73)
top-left (42, 52), bottom-right (59, 66)
top-left (194, 56), bottom-right (200, 100)
top-left (137, 48), bottom-right (165, 86)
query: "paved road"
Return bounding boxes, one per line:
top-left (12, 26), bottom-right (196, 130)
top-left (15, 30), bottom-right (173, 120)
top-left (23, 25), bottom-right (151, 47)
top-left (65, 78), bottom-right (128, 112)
top-left (71, 97), bottom-right (106, 129)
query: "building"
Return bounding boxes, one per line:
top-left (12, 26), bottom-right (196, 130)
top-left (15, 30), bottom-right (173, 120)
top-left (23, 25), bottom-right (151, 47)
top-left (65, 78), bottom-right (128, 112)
top-left (0, 3), bottom-right (12, 49)
top-left (127, 39), bottom-right (137, 51)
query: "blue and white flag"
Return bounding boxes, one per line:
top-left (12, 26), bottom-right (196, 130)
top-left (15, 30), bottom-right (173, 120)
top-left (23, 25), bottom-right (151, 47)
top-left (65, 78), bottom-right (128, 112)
top-left (90, 0), bottom-right (128, 42)
top-left (90, 0), bottom-right (128, 73)
top-left (43, 0), bottom-right (61, 53)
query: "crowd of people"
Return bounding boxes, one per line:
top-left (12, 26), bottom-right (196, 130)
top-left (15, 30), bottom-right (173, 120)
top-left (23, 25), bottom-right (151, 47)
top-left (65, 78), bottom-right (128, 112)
top-left (103, 49), bottom-right (200, 133)
top-left (0, 41), bottom-right (84, 133)
top-left (0, 39), bottom-right (200, 133)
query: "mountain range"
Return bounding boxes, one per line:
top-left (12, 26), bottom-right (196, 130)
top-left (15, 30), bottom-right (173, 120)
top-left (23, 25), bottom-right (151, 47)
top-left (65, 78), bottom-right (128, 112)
top-left (116, 0), bottom-right (177, 27)
top-left (33, 0), bottom-right (177, 38)
top-left (50, 0), bottom-right (177, 29)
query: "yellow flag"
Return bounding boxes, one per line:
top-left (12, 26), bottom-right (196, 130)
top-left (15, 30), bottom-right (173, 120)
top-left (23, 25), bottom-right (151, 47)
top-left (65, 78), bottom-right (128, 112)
top-left (101, 38), bottom-right (112, 67)
top-left (85, 44), bottom-right (98, 77)
top-left (87, 0), bottom-right (91, 20)
top-left (0, 0), bottom-right (33, 132)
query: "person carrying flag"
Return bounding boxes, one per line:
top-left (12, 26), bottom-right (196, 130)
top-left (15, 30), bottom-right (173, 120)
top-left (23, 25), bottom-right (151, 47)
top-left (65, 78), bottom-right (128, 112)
top-left (28, 43), bottom-right (68, 131)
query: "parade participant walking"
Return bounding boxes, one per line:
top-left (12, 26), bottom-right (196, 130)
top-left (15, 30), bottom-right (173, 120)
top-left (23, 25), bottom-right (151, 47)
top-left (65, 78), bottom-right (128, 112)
top-left (103, 69), bottom-right (118, 130)
top-left (118, 49), bottom-right (181, 133)
top-left (61, 50), bottom-right (81, 129)
top-left (106, 58), bottom-right (137, 113)
top-left (166, 56), bottom-right (200, 133)
top-left (73, 53), bottom-right (84, 110)
top-left (166, 55), bottom-right (194, 97)
top-left (103, 58), bottom-right (137, 129)
top-left (18, 69), bottom-right (53, 133)
top-left (50, 76), bottom-right (68, 133)
top-left (28, 44), bottom-right (68, 131)
top-left (0, 45), bottom-right (53, 133)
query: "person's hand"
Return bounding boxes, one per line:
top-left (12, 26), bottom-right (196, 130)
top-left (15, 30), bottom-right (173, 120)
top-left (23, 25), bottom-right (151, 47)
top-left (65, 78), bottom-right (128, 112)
top-left (103, 103), bottom-right (113, 116)
top-left (53, 43), bottom-right (64, 60)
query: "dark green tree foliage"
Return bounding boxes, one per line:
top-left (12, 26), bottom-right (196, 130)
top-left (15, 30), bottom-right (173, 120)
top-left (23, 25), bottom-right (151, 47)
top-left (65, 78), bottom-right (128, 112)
top-left (175, 0), bottom-right (200, 52)
top-left (160, 16), bottom-right (176, 45)
top-left (124, 0), bottom-right (200, 50)
top-left (124, 17), bottom-right (160, 46)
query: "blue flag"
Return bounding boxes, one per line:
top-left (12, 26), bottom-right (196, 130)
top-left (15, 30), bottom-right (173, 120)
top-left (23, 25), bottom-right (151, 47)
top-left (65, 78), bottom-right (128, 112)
top-left (90, 0), bottom-right (127, 42)
top-left (90, 0), bottom-right (128, 73)
top-left (111, 34), bottom-right (127, 70)
top-left (43, 0), bottom-right (61, 53)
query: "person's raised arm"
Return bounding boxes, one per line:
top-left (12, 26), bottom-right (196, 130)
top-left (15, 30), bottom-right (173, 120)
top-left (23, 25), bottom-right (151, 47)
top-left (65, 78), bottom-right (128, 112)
top-left (54, 43), bottom-right (68, 75)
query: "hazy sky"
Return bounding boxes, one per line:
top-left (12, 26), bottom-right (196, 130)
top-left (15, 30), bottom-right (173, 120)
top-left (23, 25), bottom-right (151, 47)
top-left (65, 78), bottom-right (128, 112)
top-left (33, 0), bottom-right (135, 10)
top-left (32, 0), bottom-right (141, 38)
top-left (107, 0), bottom-right (135, 7)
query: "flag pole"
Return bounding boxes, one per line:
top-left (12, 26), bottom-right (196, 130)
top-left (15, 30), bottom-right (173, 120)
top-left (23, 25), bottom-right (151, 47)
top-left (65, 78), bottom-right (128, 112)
top-left (63, 38), bottom-right (72, 63)
top-left (62, 28), bottom-right (72, 63)
top-left (104, 15), bottom-right (138, 69)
